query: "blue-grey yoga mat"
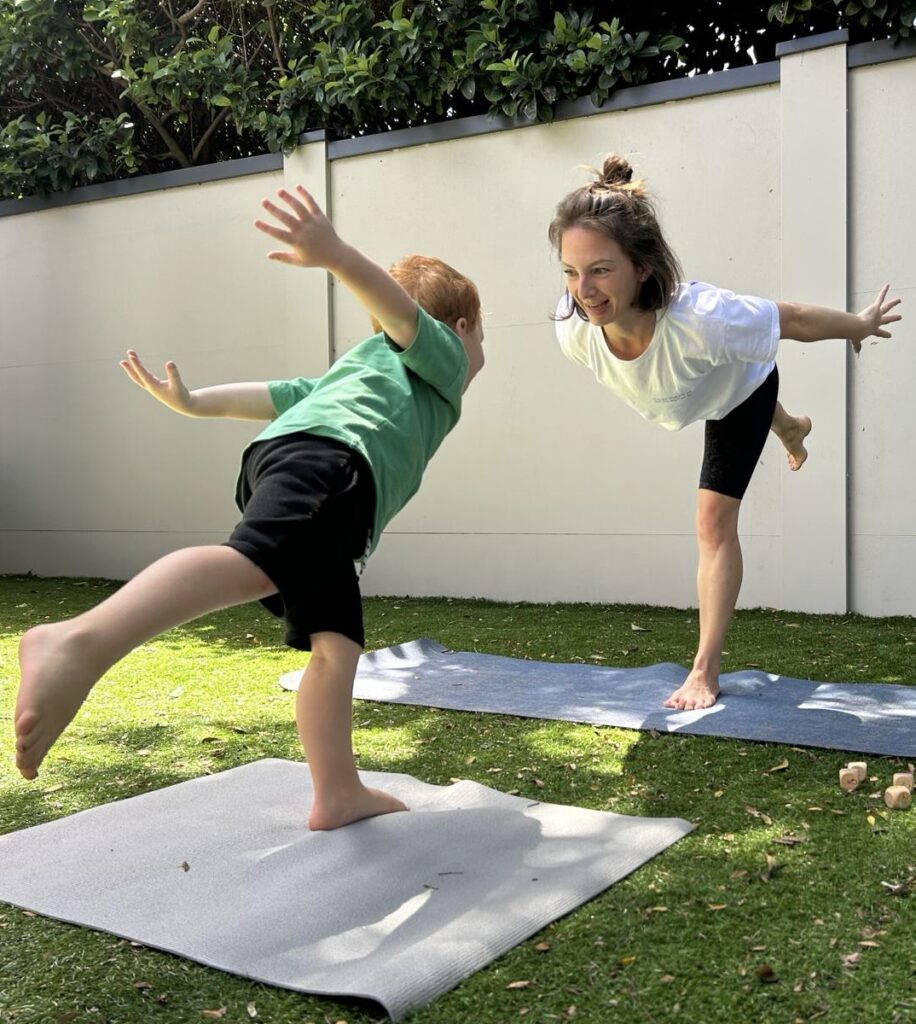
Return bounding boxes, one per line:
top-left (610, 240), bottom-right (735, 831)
top-left (0, 759), bottom-right (693, 1021)
top-left (281, 639), bottom-right (916, 756)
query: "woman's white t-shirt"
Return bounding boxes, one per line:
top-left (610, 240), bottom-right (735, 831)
top-left (555, 281), bottom-right (780, 431)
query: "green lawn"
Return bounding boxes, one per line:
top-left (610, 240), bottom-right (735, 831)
top-left (1, 575), bottom-right (914, 1024)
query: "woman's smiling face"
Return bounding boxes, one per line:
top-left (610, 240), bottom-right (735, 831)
top-left (560, 225), bottom-right (649, 327)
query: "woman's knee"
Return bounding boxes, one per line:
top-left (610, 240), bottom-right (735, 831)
top-left (696, 492), bottom-right (741, 547)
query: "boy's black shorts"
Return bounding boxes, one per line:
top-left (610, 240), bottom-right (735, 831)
top-left (225, 432), bottom-right (375, 651)
top-left (699, 365), bottom-right (779, 500)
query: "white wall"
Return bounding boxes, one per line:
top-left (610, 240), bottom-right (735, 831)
top-left (1, 172), bottom-right (289, 577)
top-left (1, 40), bottom-right (914, 616)
top-left (848, 56), bottom-right (916, 615)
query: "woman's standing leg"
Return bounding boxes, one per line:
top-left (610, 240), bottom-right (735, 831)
top-left (664, 490), bottom-right (741, 710)
top-left (664, 368), bottom-right (779, 710)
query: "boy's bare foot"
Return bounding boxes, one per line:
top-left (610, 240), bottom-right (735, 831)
top-left (663, 667), bottom-right (720, 711)
top-left (779, 414), bottom-right (812, 472)
top-left (15, 624), bottom-right (104, 780)
top-left (308, 784), bottom-right (408, 831)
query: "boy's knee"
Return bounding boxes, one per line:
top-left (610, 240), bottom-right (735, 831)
top-left (309, 631), bottom-right (362, 665)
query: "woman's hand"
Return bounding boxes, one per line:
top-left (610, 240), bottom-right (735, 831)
top-left (852, 284), bottom-right (902, 353)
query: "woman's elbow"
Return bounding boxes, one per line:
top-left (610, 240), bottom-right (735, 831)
top-left (777, 301), bottom-right (804, 340)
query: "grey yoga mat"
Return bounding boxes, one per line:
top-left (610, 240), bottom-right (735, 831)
top-left (0, 759), bottom-right (693, 1021)
top-left (281, 639), bottom-right (916, 756)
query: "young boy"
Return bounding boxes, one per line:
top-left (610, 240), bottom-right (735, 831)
top-left (14, 185), bottom-right (485, 830)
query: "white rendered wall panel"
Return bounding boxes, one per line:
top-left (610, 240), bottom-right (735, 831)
top-left (0, 171), bottom-right (297, 574)
top-left (848, 58), bottom-right (916, 615)
top-left (777, 44), bottom-right (848, 612)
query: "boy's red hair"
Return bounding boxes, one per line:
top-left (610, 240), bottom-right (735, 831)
top-left (371, 254), bottom-right (480, 333)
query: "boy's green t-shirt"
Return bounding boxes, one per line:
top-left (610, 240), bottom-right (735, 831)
top-left (239, 306), bottom-right (468, 555)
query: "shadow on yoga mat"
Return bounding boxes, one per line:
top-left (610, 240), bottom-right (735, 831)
top-left (0, 759), bottom-right (692, 1021)
top-left (281, 639), bottom-right (916, 757)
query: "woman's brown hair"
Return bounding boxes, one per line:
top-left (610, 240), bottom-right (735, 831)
top-left (549, 155), bottom-right (683, 317)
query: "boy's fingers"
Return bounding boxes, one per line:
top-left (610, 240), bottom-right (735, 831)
top-left (276, 187), bottom-right (309, 219)
top-left (258, 200), bottom-right (301, 231)
top-left (255, 219), bottom-right (293, 243)
top-left (119, 360), bottom-right (140, 385)
top-left (266, 251), bottom-right (305, 265)
top-left (295, 185), bottom-right (319, 212)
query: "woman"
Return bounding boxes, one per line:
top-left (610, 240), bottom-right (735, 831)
top-left (550, 155), bottom-right (901, 711)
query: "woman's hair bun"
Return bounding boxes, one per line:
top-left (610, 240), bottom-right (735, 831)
top-left (600, 155), bottom-right (633, 186)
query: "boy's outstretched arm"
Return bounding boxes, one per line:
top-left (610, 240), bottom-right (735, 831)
top-left (255, 186), bottom-right (419, 350)
top-left (120, 351), bottom-right (276, 421)
top-left (777, 284), bottom-right (902, 353)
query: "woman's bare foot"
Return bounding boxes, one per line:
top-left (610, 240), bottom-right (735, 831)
top-left (663, 667), bottom-right (720, 710)
top-left (776, 414), bottom-right (812, 471)
top-left (15, 623), bottom-right (105, 780)
top-left (308, 783), bottom-right (408, 831)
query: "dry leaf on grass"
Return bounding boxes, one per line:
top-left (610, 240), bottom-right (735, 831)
top-left (881, 876), bottom-right (916, 896)
top-left (507, 980), bottom-right (531, 990)
top-left (774, 832), bottom-right (805, 847)
top-left (745, 805), bottom-right (773, 825)
top-left (760, 854), bottom-right (782, 883)
top-left (764, 759), bottom-right (789, 774)
top-left (201, 1009), bottom-right (227, 1020)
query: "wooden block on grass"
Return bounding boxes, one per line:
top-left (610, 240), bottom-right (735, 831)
top-left (838, 767), bottom-right (860, 792)
top-left (884, 785), bottom-right (912, 810)
top-left (847, 761), bottom-right (867, 782)
top-left (892, 772), bottom-right (914, 791)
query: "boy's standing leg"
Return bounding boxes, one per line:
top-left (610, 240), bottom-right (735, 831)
top-left (15, 545), bottom-right (275, 780)
top-left (296, 630), bottom-right (407, 830)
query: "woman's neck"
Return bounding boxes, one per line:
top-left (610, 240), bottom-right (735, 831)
top-left (601, 307), bottom-right (656, 361)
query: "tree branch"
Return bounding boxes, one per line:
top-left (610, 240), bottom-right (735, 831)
top-left (135, 101), bottom-right (191, 167)
top-left (191, 105), bottom-right (230, 162)
top-left (265, 4), bottom-right (286, 72)
top-left (178, 0), bottom-right (210, 26)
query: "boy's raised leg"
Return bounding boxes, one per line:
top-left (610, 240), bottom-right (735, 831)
top-left (297, 631), bottom-right (407, 830)
top-left (15, 545), bottom-right (275, 780)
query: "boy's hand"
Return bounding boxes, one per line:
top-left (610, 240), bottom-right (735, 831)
top-left (254, 186), bottom-right (344, 271)
top-left (852, 284), bottom-right (902, 353)
top-left (120, 350), bottom-right (196, 415)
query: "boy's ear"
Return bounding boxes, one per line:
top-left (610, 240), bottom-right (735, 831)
top-left (453, 316), bottom-right (468, 336)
